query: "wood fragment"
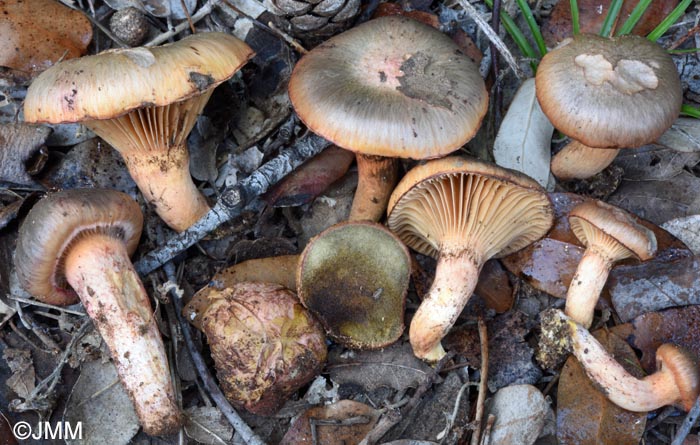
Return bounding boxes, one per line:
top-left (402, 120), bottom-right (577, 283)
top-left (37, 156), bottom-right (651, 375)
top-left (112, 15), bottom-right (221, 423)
top-left (671, 396), bottom-right (700, 445)
top-left (470, 317), bottom-right (489, 445)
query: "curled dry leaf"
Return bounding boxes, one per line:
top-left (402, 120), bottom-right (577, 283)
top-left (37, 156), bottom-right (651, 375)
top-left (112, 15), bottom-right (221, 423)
top-left (0, 0), bottom-right (91, 79)
top-left (2, 349), bottom-right (35, 400)
top-left (0, 123), bottom-right (51, 186)
top-left (556, 329), bottom-right (646, 445)
top-left (657, 118), bottom-right (700, 153)
top-left (486, 384), bottom-right (548, 445)
top-left (501, 192), bottom-right (690, 299)
top-left (493, 78), bottom-right (553, 189)
top-left (264, 146), bottom-right (355, 207)
top-left (279, 399), bottom-right (380, 445)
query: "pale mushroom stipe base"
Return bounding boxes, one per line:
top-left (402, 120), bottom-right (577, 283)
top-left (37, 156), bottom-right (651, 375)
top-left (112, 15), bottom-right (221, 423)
top-left (388, 156), bottom-right (553, 362)
top-left (14, 189), bottom-right (181, 435)
top-left (289, 16), bottom-right (488, 221)
top-left (23, 32), bottom-right (254, 232)
top-left (536, 33), bottom-right (682, 180)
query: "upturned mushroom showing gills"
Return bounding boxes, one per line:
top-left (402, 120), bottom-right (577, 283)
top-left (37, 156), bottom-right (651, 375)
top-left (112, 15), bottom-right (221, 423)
top-left (14, 189), bottom-right (180, 435)
top-left (536, 33), bottom-right (681, 180)
top-left (540, 309), bottom-right (700, 412)
top-left (387, 156), bottom-right (553, 362)
top-left (565, 200), bottom-right (656, 328)
top-left (297, 221), bottom-right (411, 349)
top-left (289, 16), bottom-right (488, 222)
top-left (184, 282), bottom-right (327, 415)
top-left (23, 32), bottom-right (254, 232)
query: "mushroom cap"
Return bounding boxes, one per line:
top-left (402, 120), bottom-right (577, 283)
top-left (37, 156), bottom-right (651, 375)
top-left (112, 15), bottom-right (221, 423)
top-left (297, 220), bottom-right (411, 349)
top-left (24, 32), bottom-right (254, 124)
top-left (288, 16), bottom-right (488, 159)
top-left (568, 200), bottom-right (656, 262)
top-left (536, 33), bottom-right (681, 148)
top-left (14, 189), bottom-right (143, 305)
top-left (655, 344), bottom-right (700, 411)
top-left (387, 156), bottom-right (554, 262)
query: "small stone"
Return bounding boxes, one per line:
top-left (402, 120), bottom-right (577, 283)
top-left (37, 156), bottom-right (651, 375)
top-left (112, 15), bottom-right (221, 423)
top-left (110, 7), bottom-right (149, 47)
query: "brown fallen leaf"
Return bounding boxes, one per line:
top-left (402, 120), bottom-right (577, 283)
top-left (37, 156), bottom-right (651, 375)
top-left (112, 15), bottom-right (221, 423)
top-left (0, 410), bottom-right (17, 445)
top-left (0, 0), bottom-right (92, 79)
top-left (556, 329), bottom-right (646, 445)
top-left (2, 348), bottom-right (35, 400)
top-left (501, 192), bottom-right (690, 298)
top-left (372, 2), bottom-right (440, 28)
top-left (279, 399), bottom-right (380, 445)
top-left (542, 0), bottom-right (678, 46)
top-left (0, 123), bottom-right (51, 186)
top-left (474, 259), bottom-right (514, 313)
top-left (264, 146), bottom-right (355, 207)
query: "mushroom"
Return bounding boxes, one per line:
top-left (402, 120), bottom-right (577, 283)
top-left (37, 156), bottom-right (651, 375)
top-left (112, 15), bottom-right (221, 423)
top-left (297, 221), bottom-right (411, 349)
top-left (536, 33), bottom-right (681, 180)
top-left (289, 16), bottom-right (488, 221)
top-left (387, 156), bottom-right (553, 362)
top-left (540, 309), bottom-right (700, 412)
top-left (184, 282), bottom-right (327, 415)
top-left (565, 200), bottom-right (656, 328)
top-left (23, 32), bottom-right (254, 231)
top-left (13, 189), bottom-right (181, 435)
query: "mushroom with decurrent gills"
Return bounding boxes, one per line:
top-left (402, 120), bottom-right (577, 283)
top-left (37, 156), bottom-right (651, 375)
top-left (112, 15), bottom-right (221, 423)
top-left (536, 33), bottom-right (682, 180)
top-left (565, 200), bottom-right (656, 328)
top-left (387, 156), bottom-right (554, 362)
top-left (14, 189), bottom-right (180, 435)
top-left (289, 16), bottom-right (488, 221)
top-left (540, 309), bottom-right (700, 412)
top-left (23, 32), bottom-right (254, 232)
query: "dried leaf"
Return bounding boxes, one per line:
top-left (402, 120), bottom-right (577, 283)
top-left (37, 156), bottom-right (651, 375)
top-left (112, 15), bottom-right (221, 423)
top-left (0, 123), bottom-right (50, 186)
top-left (0, 0), bottom-right (92, 78)
top-left (613, 144), bottom-right (700, 181)
top-left (63, 360), bottom-right (139, 445)
top-left (0, 411), bottom-right (16, 445)
top-left (662, 216), bottom-right (700, 254)
top-left (486, 384), bottom-right (548, 445)
top-left (372, 3), bottom-right (440, 28)
top-left (2, 349), bottom-right (35, 400)
top-left (328, 342), bottom-right (431, 393)
top-left (493, 78), bottom-right (553, 188)
top-left (556, 329), bottom-right (646, 445)
top-left (475, 259), bottom-right (514, 313)
top-left (0, 199), bottom-right (23, 231)
top-left (279, 399), bottom-right (380, 445)
top-left (103, 0), bottom-right (196, 19)
top-left (657, 118), bottom-right (700, 153)
top-left (264, 146), bottom-right (355, 207)
top-left (184, 406), bottom-right (234, 445)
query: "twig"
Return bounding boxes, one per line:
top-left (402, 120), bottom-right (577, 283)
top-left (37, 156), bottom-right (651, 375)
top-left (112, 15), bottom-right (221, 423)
top-left (358, 352), bottom-right (456, 445)
top-left (470, 317), bottom-right (489, 445)
top-left (135, 133), bottom-right (331, 275)
top-left (490, 0), bottom-right (503, 128)
top-left (671, 395), bottom-right (700, 445)
top-left (455, 0), bottom-right (523, 78)
top-left (8, 295), bottom-right (86, 317)
top-left (479, 414), bottom-right (496, 445)
top-left (162, 262), bottom-right (268, 445)
top-left (145, 0), bottom-right (222, 46)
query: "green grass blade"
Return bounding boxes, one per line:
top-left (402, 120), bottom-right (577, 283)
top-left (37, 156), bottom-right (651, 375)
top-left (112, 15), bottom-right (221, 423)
top-left (647, 0), bottom-right (692, 41)
top-left (599, 0), bottom-right (624, 37)
top-left (616, 0), bottom-right (653, 36)
top-left (514, 0), bottom-right (547, 56)
top-left (681, 104), bottom-right (700, 119)
top-left (484, 0), bottom-right (539, 65)
top-left (570, 0), bottom-right (580, 34)
top-left (668, 48), bottom-right (700, 54)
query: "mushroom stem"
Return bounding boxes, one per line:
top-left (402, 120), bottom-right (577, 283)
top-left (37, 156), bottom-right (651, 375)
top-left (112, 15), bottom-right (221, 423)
top-left (349, 154), bottom-right (398, 222)
top-left (567, 314), bottom-right (683, 411)
top-left (410, 250), bottom-right (480, 362)
top-left (564, 248), bottom-right (613, 328)
top-left (550, 140), bottom-right (620, 180)
top-left (64, 233), bottom-right (181, 435)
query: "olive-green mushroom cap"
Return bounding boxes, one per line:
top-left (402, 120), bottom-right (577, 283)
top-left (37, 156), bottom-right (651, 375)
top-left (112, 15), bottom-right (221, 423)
top-left (568, 200), bottom-right (657, 262)
top-left (288, 16), bottom-right (488, 159)
top-left (297, 220), bottom-right (411, 349)
top-left (14, 189), bottom-right (143, 305)
top-left (24, 32), bottom-right (254, 123)
top-left (536, 33), bottom-right (681, 148)
top-left (387, 156), bottom-right (554, 262)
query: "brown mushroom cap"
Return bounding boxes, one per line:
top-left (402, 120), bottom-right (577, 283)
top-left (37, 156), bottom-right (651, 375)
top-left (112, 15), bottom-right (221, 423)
top-left (288, 16), bottom-right (488, 159)
top-left (536, 33), bottom-right (681, 148)
top-left (387, 156), bottom-right (553, 262)
top-left (568, 200), bottom-right (656, 262)
top-left (24, 32), bottom-right (254, 123)
top-left (656, 344), bottom-right (700, 411)
top-left (14, 189), bottom-right (143, 305)
top-left (297, 220), bottom-right (411, 349)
